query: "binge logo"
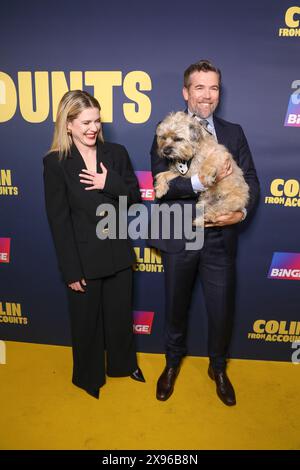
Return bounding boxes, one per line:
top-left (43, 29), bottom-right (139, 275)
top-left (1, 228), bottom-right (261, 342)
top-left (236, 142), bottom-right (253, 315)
top-left (133, 310), bottom-right (154, 334)
top-left (0, 169), bottom-right (19, 196)
top-left (284, 80), bottom-right (300, 127)
top-left (0, 238), bottom-right (11, 263)
top-left (268, 252), bottom-right (300, 280)
top-left (279, 6), bottom-right (300, 37)
top-left (0, 341), bottom-right (6, 364)
top-left (135, 171), bottom-right (154, 201)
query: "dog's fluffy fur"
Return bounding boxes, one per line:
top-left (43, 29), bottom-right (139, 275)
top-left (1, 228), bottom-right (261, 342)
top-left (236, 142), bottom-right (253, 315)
top-left (154, 111), bottom-right (249, 225)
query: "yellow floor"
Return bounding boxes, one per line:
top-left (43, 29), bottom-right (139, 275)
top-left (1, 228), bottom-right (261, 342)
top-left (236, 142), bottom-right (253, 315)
top-left (0, 341), bottom-right (299, 450)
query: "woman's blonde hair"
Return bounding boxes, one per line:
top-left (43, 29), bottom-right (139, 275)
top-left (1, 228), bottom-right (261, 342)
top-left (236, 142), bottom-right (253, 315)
top-left (49, 90), bottom-right (104, 159)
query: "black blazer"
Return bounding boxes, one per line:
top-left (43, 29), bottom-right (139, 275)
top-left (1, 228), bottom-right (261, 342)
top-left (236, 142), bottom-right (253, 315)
top-left (43, 141), bottom-right (141, 284)
top-left (149, 114), bottom-right (260, 256)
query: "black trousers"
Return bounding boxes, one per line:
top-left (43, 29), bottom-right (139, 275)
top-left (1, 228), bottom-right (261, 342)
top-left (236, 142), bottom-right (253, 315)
top-left (67, 267), bottom-right (137, 393)
top-left (162, 228), bottom-right (236, 371)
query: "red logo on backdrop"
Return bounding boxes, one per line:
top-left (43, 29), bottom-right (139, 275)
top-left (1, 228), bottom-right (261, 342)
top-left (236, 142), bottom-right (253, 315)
top-left (133, 311), bottom-right (155, 334)
top-left (0, 238), bottom-right (10, 263)
top-left (135, 171), bottom-right (155, 201)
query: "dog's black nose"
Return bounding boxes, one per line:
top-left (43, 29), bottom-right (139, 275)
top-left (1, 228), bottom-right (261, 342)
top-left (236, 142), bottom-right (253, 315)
top-left (163, 146), bottom-right (173, 156)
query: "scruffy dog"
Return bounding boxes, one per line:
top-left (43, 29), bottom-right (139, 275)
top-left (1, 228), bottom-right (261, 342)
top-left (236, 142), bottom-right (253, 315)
top-left (154, 111), bottom-right (249, 225)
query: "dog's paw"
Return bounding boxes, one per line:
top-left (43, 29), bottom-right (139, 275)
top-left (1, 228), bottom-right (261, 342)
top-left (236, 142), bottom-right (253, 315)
top-left (154, 173), bottom-right (170, 198)
top-left (155, 185), bottom-right (168, 199)
top-left (154, 177), bottom-right (169, 199)
top-left (204, 210), bottom-right (218, 223)
top-left (193, 217), bottom-right (204, 228)
top-left (199, 167), bottom-right (217, 187)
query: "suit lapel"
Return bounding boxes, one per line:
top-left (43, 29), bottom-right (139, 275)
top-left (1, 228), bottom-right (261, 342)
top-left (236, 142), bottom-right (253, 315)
top-left (97, 141), bottom-right (113, 173)
top-left (214, 115), bottom-right (241, 164)
top-left (213, 116), bottom-right (228, 147)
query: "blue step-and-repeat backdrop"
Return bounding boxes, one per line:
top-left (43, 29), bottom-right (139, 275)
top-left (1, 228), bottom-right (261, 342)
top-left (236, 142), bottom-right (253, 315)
top-left (0, 0), bottom-right (299, 362)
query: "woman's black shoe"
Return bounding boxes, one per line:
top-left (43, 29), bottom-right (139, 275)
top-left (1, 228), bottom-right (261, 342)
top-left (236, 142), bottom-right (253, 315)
top-left (130, 367), bottom-right (146, 383)
top-left (86, 388), bottom-right (100, 399)
top-left (73, 379), bottom-right (100, 399)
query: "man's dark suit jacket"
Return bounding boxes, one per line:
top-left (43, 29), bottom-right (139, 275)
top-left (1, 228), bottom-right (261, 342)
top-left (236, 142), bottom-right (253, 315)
top-left (149, 114), bottom-right (260, 256)
top-left (43, 141), bottom-right (141, 284)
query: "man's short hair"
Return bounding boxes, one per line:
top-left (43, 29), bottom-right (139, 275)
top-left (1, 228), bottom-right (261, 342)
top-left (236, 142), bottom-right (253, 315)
top-left (184, 59), bottom-right (222, 88)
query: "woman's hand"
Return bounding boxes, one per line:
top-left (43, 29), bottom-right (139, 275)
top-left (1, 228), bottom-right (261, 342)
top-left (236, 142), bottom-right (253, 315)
top-left (79, 163), bottom-right (107, 190)
top-left (68, 279), bottom-right (87, 292)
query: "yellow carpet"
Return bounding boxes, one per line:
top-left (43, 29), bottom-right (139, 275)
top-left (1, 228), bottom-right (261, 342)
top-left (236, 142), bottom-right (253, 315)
top-left (0, 341), bottom-right (299, 450)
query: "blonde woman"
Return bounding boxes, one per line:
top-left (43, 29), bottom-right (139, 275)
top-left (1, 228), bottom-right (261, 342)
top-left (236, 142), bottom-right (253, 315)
top-left (44, 90), bottom-right (145, 398)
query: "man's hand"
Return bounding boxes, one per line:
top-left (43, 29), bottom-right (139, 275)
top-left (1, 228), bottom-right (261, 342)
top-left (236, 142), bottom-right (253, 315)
top-left (216, 157), bottom-right (232, 183)
top-left (205, 211), bottom-right (244, 227)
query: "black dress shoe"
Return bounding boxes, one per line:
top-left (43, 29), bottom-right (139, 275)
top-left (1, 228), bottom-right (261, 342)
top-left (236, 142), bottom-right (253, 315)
top-left (156, 366), bottom-right (179, 401)
top-left (208, 365), bottom-right (236, 406)
top-left (130, 367), bottom-right (146, 383)
top-left (72, 379), bottom-right (100, 399)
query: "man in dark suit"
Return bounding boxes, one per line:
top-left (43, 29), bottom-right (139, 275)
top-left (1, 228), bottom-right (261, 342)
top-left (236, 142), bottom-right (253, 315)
top-left (150, 60), bottom-right (260, 406)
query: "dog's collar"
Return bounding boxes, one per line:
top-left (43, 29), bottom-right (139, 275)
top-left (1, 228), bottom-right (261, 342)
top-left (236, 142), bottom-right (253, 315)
top-left (175, 159), bottom-right (192, 175)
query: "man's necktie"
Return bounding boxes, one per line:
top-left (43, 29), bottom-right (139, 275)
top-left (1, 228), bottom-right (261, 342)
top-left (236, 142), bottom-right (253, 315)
top-left (199, 119), bottom-right (215, 138)
top-left (192, 114), bottom-right (215, 139)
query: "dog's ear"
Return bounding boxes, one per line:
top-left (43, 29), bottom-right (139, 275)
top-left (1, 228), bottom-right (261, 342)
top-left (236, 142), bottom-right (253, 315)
top-left (189, 122), bottom-right (202, 142)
